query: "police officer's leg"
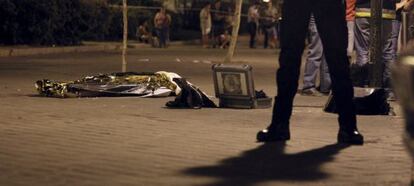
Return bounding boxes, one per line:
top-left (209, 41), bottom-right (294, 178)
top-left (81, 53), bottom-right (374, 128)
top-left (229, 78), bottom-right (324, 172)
top-left (258, 0), bottom-right (311, 141)
top-left (313, 0), bottom-right (363, 144)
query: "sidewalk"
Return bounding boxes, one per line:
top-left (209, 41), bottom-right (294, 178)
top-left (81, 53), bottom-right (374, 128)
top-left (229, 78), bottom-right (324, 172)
top-left (0, 42), bottom-right (120, 57)
top-left (0, 40), bottom-right (173, 57)
top-left (0, 36), bottom-right (250, 57)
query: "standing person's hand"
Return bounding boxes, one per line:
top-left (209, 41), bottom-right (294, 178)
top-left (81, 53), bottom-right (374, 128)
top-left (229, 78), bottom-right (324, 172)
top-left (404, 0), bottom-right (414, 11)
top-left (397, 0), bottom-right (408, 10)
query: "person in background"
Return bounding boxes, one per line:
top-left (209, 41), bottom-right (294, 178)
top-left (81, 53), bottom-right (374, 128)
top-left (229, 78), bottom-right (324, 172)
top-left (219, 6), bottom-right (234, 49)
top-left (211, 0), bottom-right (226, 48)
top-left (200, 2), bottom-right (212, 48)
top-left (270, 0), bottom-right (283, 48)
top-left (260, 0), bottom-right (278, 49)
top-left (302, 0), bottom-right (357, 96)
top-left (154, 7), bottom-right (170, 48)
top-left (137, 20), bottom-right (151, 44)
top-left (387, 0), bottom-right (414, 100)
top-left (301, 15), bottom-right (331, 96)
top-left (248, 1), bottom-right (260, 48)
top-left (354, 0), bottom-right (396, 94)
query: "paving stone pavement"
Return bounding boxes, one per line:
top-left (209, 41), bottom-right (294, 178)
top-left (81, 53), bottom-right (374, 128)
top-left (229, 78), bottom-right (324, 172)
top-left (0, 48), bottom-right (412, 186)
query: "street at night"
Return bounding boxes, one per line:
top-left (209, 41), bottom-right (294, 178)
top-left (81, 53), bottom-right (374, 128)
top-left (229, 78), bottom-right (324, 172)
top-left (0, 43), bottom-right (410, 185)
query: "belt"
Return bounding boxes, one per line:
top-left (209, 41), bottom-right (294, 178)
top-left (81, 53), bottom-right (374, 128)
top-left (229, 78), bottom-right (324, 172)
top-left (355, 8), bottom-right (396, 19)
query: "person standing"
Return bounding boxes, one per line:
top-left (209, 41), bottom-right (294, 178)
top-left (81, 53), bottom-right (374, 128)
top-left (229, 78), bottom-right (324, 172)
top-left (200, 3), bottom-right (212, 48)
top-left (301, 15), bottom-right (331, 96)
top-left (354, 0), bottom-right (396, 90)
top-left (154, 7), bottom-right (170, 48)
top-left (248, 1), bottom-right (260, 48)
top-left (386, 0), bottom-right (410, 100)
top-left (257, 0), bottom-right (364, 145)
top-left (303, 0), bottom-right (357, 96)
top-left (260, 0), bottom-right (278, 49)
top-left (211, 0), bottom-right (226, 48)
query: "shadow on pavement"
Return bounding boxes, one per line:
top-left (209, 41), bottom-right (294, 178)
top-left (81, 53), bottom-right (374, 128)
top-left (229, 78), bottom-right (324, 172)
top-left (182, 142), bottom-right (350, 186)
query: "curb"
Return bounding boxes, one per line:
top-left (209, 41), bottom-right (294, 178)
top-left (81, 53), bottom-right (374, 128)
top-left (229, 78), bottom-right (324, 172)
top-left (0, 44), bottom-right (122, 57)
top-left (0, 40), bottom-right (200, 57)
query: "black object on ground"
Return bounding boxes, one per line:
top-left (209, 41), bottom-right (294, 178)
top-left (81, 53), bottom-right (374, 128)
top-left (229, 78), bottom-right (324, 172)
top-left (166, 78), bottom-right (217, 109)
top-left (324, 88), bottom-right (390, 115)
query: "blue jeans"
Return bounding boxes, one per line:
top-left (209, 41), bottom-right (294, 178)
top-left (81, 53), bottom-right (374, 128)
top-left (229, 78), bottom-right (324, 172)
top-left (389, 19), bottom-right (401, 88)
top-left (155, 27), bottom-right (168, 48)
top-left (354, 17), bottom-right (394, 88)
top-left (303, 15), bottom-right (331, 93)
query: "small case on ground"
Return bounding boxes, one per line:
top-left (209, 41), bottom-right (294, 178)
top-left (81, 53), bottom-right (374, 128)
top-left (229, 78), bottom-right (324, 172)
top-left (212, 64), bottom-right (272, 109)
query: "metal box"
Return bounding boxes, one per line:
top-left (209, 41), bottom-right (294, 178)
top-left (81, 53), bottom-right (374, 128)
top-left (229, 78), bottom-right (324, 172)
top-left (212, 64), bottom-right (272, 109)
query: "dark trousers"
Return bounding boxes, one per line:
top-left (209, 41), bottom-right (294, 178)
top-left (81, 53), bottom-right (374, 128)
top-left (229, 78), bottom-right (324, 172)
top-left (269, 0), bottom-right (357, 131)
top-left (155, 27), bottom-right (167, 48)
top-left (262, 25), bottom-right (275, 48)
top-left (263, 26), bottom-right (269, 48)
top-left (248, 22), bottom-right (257, 48)
top-left (212, 23), bottom-right (224, 47)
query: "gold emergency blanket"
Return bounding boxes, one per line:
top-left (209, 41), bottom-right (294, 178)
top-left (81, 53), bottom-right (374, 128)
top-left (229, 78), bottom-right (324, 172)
top-left (35, 71), bottom-right (180, 98)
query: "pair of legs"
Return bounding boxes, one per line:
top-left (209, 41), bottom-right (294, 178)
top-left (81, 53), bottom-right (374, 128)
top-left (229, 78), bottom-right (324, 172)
top-left (201, 26), bottom-right (211, 48)
top-left (219, 32), bottom-right (230, 49)
top-left (212, 24), bottom-right (224, 48)
top-left (258, 0), bottom-right (363, 144)
top-left (354, 17), bottom-right (395, 88)
top-left (155, 27), bottom-right (168, 48)
top-left (302, 15), bottom-right (331, 94)
top-left (248, 22), bottom-right (258, 48)
top-left (202, 34), bottom-right (209, 48)
top-left (263, 26), bottom-right (277, 48)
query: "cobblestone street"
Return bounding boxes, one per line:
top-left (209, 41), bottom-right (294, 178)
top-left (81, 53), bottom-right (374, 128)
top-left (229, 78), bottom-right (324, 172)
top-left (0, 46), bottom-right (411, 185)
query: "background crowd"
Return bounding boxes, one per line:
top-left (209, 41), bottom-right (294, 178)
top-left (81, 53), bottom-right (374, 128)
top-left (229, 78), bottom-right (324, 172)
top-left (299, 0), bottom-right (414, 100)
top-left (197, 0), bottom-right (282, 49)
top-left (138, 0), bottom-right (414, 101)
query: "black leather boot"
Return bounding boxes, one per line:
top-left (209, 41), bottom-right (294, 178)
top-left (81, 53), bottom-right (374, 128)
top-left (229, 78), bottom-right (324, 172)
top-left (257, 124), bottom-right (290, 142)
top-left (337, 129), bottom-right (364, 145)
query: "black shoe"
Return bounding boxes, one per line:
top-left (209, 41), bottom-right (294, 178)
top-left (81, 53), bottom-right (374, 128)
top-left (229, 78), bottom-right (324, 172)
top-left (257, 128), bottom-right (290, 142)
top-left (337, 129), bottom-right (364, 145)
